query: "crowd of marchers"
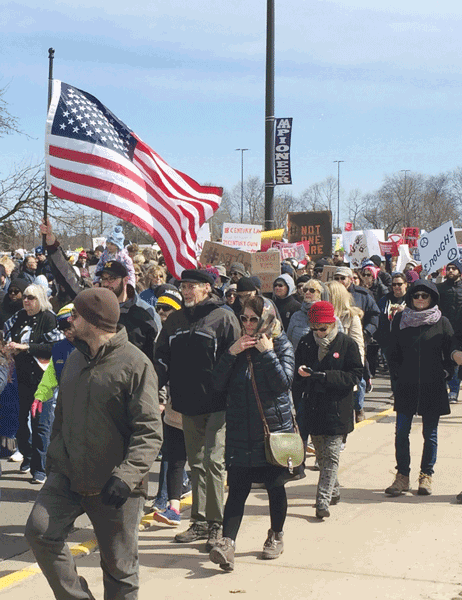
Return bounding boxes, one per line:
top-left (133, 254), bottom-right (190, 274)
top-left (2, 224), bottom-right (462, 597)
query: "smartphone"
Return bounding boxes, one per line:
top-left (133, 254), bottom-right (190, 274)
top-left (301, 366), bottom-right (313, 374)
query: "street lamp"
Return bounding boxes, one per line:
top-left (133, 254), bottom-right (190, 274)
top-left (401, 170), bottom-right (410, 228)
top-left (333, 160), bottom-right (344, 231)
top-left (235, 149), bottom-right (249, 223)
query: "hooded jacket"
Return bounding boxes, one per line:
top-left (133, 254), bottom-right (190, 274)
top-left (272, 274), bottom-right (301, 332)
top-left (155, 295), bottom-right (241, 416)
top-left (46, 326), bottom-right (162, 496)
top-left (387, 280), bottom-right (453, 417)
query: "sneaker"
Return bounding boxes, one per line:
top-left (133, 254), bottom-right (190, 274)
top-left (8, 450), bottom-right (23, 462)
top-left (418, 472), bottom-right (432, 496)
top-left (151, 498), bottom-right (168, 513)
top-left (19, 461), bottom-right (31, 473)
top-left (31, 473), bottom-right (46, 484)
top-left (355, 409), bottom-right (366, 423)
top-left (262, 529), bottom-right (284, 559)
top-left (205, 522), bottom-right (222, 552)
top-left (153, 505), bottom-right (181, 526)
top-left (449, 393), bottom-right (458, 404)
top-left (316, 507), bottom-right (330, 519)
top-left (385, 473), bottom-right (410, 496)
top-left (209, 537), bottom-right (235, 571)
top-left (365, 380), bottom-right (373, 393)
top-left (174, 522), bottom-right (208, 543)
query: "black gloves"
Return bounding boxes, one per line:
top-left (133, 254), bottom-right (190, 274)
top-left (101, 476), bottom-right (131, 509)
top-left (310, 371), bottom-right (326, 382)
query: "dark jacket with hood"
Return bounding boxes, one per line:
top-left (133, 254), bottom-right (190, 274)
top-left (375, 290), bottom-right (407, 350)
top-left (387, 280), bottom-right (453, 417)
top-left (293, 329), bottom-right (363, 436)
top-left (437, 264), bottom-right (462, 327)
top-left (213, 327), bottom-right (295, 468)
top-left (0, 278), bottom-right (28, 327)
top-left (155, 294), bottom-right (241, 416)
top-left (272, 274), bottom-right (301, 332)
top-left (347, 283), bottom-right (380, 339)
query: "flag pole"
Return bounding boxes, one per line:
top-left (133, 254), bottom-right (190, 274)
top-left (43, 47), bottom-right (55, 248)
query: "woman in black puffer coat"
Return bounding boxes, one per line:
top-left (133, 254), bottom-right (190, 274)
top-left (385, 280), bottom-right (454, 498)
top-left (210, 296), bottom-right (295, 571)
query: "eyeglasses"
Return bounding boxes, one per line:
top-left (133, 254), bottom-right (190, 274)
top-left (304, 288), bottom-right (318, 294)
top-left (240, 315), bottom-right (259, 324)
top-left (100, 274), bottom-right (120, 283)
top-left (311, 326), bottom-right (329, 332)
top-left (392, 282), bottom-right (405, 287)
top-left (8, 289), bottom-right (20, 295)
top-left (273, 283), bottom-right (285, 288)
top-left (225, 292), bottom-right (237, 297)
top-left (334, 276), bottom-right (347, 281)
top-left (24, 295), bottom-right (37, 301)
top-left (412, 292), bottom-right (430, 300)
top-left (156, 305), bottom-right (174, 313)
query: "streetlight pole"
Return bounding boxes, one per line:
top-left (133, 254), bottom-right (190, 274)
top-left (333, 160), bottom-right (344, 231)
top-left (235, 149), bottom-right (249, 223)
top-left (401, 170), bottom-right (410, 228)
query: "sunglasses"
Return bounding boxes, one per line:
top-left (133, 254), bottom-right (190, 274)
top-left (304, 288), bottom-right (318, 294)
top-left (273, 283), bottom-right (286, 288)
top-left (392, 282), bottom-right (405, 287)
top-left (24, 295), bottom-right (37, 301)
top-left (8, 289), bottom-right (21, 295)
top-left (156, 305), bottom-right (174, 313)
top-left (311, 326), bottom-right (329, 332)
top-left (334, 276), bottom-right (347, 281)
top-left (412, 292), bottom-right (430, 300)
top-left (225, 292), bottom-right (237, 297)
top-left (240, 315), bottom-right (259, 324)
top-left (362, 272), bottom-right (373, 277)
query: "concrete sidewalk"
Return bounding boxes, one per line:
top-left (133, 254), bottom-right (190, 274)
top-left (2, 401), bottom-right (462, 599)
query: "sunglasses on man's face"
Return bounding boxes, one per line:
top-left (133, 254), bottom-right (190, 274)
top-left (334, 276), bottom-right (347, 281)
top-left (311, 326), bottom-right (329, 332)
top-left (412, 292), bottom-right (430, 300)
top-left (392, 282), bottom-right (405, 287)
top-left (240, 315), bottom-right (259, 324)
top-left (156, 305), bottom-right (174, 313)
top-left (8, 289), bottom-right (21, 295)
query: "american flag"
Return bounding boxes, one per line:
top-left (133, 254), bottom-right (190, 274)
top-left (45, 80), bottom-right (222, 278)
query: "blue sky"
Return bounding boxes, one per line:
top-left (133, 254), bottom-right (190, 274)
top-left (2, 0), bottom-right (462, 222)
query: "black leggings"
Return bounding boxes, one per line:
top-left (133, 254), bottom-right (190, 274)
top-left (222, 467), bottom-right (287, 541)
top-left (164, 423), bottom-right (187, 501)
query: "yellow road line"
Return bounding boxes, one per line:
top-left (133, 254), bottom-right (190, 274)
top-left (354, 406), bottom-right (394, 431)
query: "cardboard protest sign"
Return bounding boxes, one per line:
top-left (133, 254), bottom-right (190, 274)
top-left (320, 265), bottom-right (337, 283)
top-left (200, 241), bottom-right (252, 273)
top-left (251, 252), bottom-right (281, 293)
top-left (222, 223), bottom-right (262, 252)
top-left (418, 221), bottom-right (458, 274)
top-left (287, 211), bottom-right (332, 260)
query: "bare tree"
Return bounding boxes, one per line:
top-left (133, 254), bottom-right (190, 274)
top-left (0, 82), bottom-right (22, 138)
top-left (273, 191), bottom-right (302, 230)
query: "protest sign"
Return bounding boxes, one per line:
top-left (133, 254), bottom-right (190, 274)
top-left (395, 244), bottom-right (413, 273)
top-left (287, 211), bottom-right (332, 260)
top-left (195, 223), bottom-right (210, 258)
top-left (200, 241), bottom-right (252, 273)
top-left (402, 227), bottom-right (419, 249)
top-left (320, 265), bottom-right (337, 283)
top-left (222, 223), bottom-right (262, 252)
top-left (271, 241), bottom-right (306, 261)
top-left (418, 221), bottom-right (458, 274)
top-left (261, 228), bottom-right (284, 251)
top-left (251, 252), bottom-right (281, 293)
top-left (378, 233), bottom-right (403, 257)
top-left (343, 229), bottom-right (385, 267)
top-left (92, 237), bottom-right (106, 250)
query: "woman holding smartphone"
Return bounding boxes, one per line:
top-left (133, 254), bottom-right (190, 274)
top-left (293, 301), bottom-right (363, 519)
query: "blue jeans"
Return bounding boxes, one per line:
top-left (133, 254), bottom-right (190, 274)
top-left (354, 378), bottom-right (366, 411)
top-left (448, 366), bottom-right (460, 396)
top-left (395, 413), bottom-right (440, 476)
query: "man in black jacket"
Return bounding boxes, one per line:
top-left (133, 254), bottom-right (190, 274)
top-left (155, 269), bottom-right (240, 551)
top-left (437, 259), bottom-right (462, 403)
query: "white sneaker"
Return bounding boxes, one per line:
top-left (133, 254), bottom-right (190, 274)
top-left (8, 450), bottom-right (23, 462)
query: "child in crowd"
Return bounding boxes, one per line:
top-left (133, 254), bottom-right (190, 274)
top-left (93, 226), bottom-right (136, 288)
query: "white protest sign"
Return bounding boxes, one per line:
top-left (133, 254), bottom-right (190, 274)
top-left (342, 230), bottom-right (385, 266)
top-left (395, 244), bottom-right (413, 273)
top-left (195, 223), bottom-right (211, 258)
top-left (418, 221), bottom-right (458, 274)
top-left (92, 237), bottom-right (106, 250)
top-left (222, 223), bottom-right (262, 252)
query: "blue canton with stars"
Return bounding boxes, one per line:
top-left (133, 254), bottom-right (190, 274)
top-left (51, 82), bottom-right (137, 160)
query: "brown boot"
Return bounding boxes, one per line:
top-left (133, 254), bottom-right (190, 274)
top-left (262, 529), bottom-right (284, 559)
top-left (385, 473), bottom-right (410, 496)
top-left (418, 472), bottom-right (432, 496)
top-left (355, 409), bottom-right (366, 423)
top-left (209, 537), bottom-right (235, 571)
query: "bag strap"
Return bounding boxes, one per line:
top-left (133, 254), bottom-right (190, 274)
top-left (246, 350), bottom-right (300, 435)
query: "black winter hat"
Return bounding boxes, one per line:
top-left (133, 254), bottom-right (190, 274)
top-left (237, 277), bottom-right (258, 292)
top-left (180, 269), bottom-right (215, 286)
top-left (447, 259), bottom-right (462, 273)
top-left (405, 280), bottom-right (439, 309)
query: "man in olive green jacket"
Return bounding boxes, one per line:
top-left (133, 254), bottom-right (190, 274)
top-left (26, 288), bottom-right (162, 600)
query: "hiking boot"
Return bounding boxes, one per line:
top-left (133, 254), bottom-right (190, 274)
top-left (315, 507), bottom-right (330, 519)
top-left (209, 537), bottom-right (235, 571)
top-left (205, 522), bottom-right (222, 552)
top-left (262, 529), bottom-right (284, 559)
top-left (355, 409), bottom-right (366, 423)
top-left (174, 522), bottom-right (208, 543)
top-left (385, 473), bottom-right (410, 496)
top-left (418, 472), bottom-right (432, 496)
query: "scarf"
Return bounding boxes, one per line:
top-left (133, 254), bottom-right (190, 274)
top-left (313, 322), bottom-right (338, 362)
top-left (399, 305), bottom-right (441, 329)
